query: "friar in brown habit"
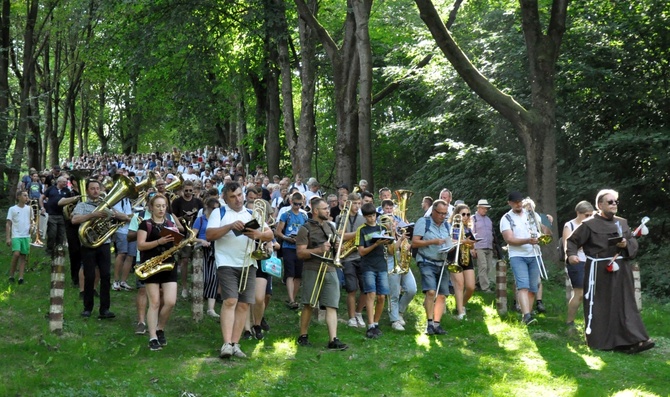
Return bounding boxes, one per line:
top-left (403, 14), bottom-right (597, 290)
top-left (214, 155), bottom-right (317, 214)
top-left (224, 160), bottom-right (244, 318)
top-left (566, 189), bottom-right (654, 354)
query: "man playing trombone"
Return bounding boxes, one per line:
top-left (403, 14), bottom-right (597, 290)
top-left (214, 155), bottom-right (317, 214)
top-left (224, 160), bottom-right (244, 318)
top-left (206, 182), bottom-right (274, 359)
top-left (295, 198), bottom-right (348, 350)
top-left (500, 191), bottom-right (540, 325)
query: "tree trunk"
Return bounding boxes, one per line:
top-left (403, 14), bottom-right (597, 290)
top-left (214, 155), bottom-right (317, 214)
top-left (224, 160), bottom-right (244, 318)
top-left (296, 0), bottom-right (318, 179)
top-left (264, 1), bottom-right (281, 178)
top-left (0, 0), bottom-right (11, 192)
top-left (414, 0), bottom-right (567, 260)
top-left (352, 0), bottom-right (374, 191)
top-left (294, 0), bottom-right (360, 188)
top-left (9, 0), bottom-right (39, 199)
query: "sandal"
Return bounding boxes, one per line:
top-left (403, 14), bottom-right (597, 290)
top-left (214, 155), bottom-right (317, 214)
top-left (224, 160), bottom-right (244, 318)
top-left (625, 339), bottom-right (655, 354)
top-left (287, 301), bottom-right (299, 310)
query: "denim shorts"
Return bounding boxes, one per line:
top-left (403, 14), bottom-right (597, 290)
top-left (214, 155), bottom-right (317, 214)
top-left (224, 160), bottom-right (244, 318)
top-left (509, 256), bottom-right (541, 293)
top-left (114, 232), bottom-right (129, 254)
top-left (362, 270), bottom-right (390, 295)
top-left (567, 261), bottom-right (585, 289)
top-left (418, 262), bottom-right (450, 295)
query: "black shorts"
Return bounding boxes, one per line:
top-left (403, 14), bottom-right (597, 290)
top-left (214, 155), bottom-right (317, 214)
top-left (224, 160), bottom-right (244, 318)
top-left (567, 261), bottom-right (585, 289)
top-left (283, 248), bottom-right (303, 279)
top-left (343, 258), bottom-right (364, 293)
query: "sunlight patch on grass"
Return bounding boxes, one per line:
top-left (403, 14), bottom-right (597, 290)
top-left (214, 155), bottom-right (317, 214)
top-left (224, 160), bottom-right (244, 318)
top-left (568, 344), bottom-right (606, 371)
top-left (265, 338), bottom-right (297, 358)
top-left (611, 389), bottom-right (663, 397)
top-left (1, 286), bottom-right (13, 302)
top-left (414, 333), bottom-right (433, 351)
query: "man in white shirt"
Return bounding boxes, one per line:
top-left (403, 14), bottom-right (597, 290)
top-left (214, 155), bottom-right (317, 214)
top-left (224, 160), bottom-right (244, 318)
top-left (206, 182), bottom-right (273, 359)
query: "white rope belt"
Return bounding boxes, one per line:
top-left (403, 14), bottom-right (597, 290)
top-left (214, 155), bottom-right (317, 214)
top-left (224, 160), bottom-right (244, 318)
top-left (583, 256), bottom-right (616, 334)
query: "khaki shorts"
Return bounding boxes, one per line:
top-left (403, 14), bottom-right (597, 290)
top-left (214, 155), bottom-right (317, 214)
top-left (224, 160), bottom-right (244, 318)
top-left (217, 266), bottom-right (256, 304)
top-left (301, 268), bottom-right (340, 308)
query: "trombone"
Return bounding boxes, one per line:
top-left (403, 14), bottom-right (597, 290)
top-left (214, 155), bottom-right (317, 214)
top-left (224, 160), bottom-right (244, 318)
top-left (309, 201), bottom-right (350, 307)
top-left (526, 208), bottom-right (549, 280)
top-left (29, 199), bottom-right (44, 247)
top-left (239, 200), bottom-right (267, 292)
top-left (435, 214), bottom-right (462, 301)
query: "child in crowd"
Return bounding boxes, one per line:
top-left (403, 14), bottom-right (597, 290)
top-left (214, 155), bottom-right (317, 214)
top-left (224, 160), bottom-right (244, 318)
top-left (6, 191), bottom-right (32, 284)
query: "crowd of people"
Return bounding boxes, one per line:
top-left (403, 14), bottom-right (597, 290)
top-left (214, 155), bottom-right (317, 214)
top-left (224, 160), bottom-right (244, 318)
top-left (5, 145), bottom-right (654, 357)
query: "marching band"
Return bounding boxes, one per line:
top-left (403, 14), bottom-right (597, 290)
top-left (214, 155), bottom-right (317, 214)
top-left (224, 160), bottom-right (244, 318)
top-left (6, 146), bottom-right (654, 357)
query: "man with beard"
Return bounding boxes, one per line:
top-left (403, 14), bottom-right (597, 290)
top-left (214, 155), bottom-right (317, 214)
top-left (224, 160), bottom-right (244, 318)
top-left (566, 189), bottom-right (654, 354)
top-left (171, 179), bottom-right (203, 298)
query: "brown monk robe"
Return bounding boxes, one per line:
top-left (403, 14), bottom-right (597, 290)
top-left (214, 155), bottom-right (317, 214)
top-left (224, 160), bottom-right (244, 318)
top-left (567, 212), bottom-right (651, 352)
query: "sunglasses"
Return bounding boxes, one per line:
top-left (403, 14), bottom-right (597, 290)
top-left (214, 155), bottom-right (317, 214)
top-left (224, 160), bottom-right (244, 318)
top-left (293, 202), bottom-right (303, 206)
top-left (184, 189), bottom-right (193, 193)
top-left (606, 200), bottom-right (619, 205)
top-left (460, 213), bottom-right (471, 216)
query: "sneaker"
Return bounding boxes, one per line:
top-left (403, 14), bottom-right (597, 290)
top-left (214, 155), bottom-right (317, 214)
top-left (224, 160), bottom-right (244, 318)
top-left (355, 314), bottom-right (366, 328)
top-left (135, 322), bottom-right (147, 335)
top-left (242, 330), bottom-right (253, 340)
top-left (374, 325), bottom-right (383, 336)
top-left (219, 343), bottom-right (234, 358)
top-left (18, 278), bottom-right (24, 285)
top-left (433, 325), bottom-right (447, 335)
top-left (455, 313), bottom-right (466, 321)
top-left (260, 317), bottom-right (270, 332)
top-left (522, 313), bottom-right (537, 325)
top-left (426, 324), bottom-right (435, 335)
top-left (327, 338), bottom-right (348, 351)
top-left (81, 310), bottom-right (92, 318)
top-left (397, 315), bottom-right (406, 326)
top-left (112, 281), bottom-right (121, 291)
top-left (366, 327), bottom-right (379, 339)
top-left (148, 339), bottom-right (162, 351)
top-left (98, 310), bottom-right (116, 319)
top-left (156, 329), bottom-right (167, 346)
top-left (232, 344), bottom-right (247, 358)
top-left (297, 334), bottom-right (311, 346)
top-left (252, 325), bottom-right (264, 340)
top-left (8, 277), bottom-right (15, 283)
top-left (206, 309), bottom-right (220, 318)
top-left (391, 321), bottom-right (405, 331)
top-left (536, 300), bottom-right (546, 314)
top-left (347, 318), bottom-right (359, 328)
top-left (119, 281), bottom-right (133, 291)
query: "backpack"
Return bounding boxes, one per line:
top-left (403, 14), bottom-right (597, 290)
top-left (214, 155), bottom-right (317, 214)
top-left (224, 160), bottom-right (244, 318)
top-left (411, 216), bottom-right (433, 258)
top-left (144, 215), bottom-right (176, 236)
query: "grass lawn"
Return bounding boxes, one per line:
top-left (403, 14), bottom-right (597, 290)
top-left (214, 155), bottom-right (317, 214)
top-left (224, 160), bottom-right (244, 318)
top-left (1, 233), bottom-right (668, 396)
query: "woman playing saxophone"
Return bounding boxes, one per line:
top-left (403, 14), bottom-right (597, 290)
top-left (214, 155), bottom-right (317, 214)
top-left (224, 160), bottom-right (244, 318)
top-left (137, 193), bottom-right (180, 351)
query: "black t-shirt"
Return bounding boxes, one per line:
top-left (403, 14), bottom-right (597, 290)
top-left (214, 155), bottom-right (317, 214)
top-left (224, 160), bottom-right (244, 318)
top-left (43, 185), bottom-right (73, 215)
top-left (171, 196), bottom-right (203, 227)
top-left (139, 219), bottom-right (176, 264)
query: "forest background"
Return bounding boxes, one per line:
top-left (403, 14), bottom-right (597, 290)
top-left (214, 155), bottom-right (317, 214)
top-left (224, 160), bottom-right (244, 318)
top-left (0, 0), bottom-right (668, 297)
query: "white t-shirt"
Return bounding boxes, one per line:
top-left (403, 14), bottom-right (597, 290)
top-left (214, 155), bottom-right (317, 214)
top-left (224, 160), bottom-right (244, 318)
top-left (6, 204), bottom-right (32, 238)
top-left (207, 205), bottom-right (255, 268)
top-left (112, 198), bottom-right (133, 234)
top-left (500, 209), bottom-right (536, 257)
top-left (304, 190), bottom-right (320, 204)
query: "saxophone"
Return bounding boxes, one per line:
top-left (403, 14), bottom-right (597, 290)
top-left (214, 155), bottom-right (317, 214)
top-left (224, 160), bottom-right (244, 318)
top-left (135, 225), bottom-right (196, 280)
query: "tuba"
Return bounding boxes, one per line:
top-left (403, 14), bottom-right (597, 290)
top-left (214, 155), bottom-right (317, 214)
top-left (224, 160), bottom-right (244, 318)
top-left (393, 189), bottom-right (414, 222)
top-left (135, 226), bottom-right (196, 280)
top-left (78, 174), bottom-right (136, 248)
top-left (131, 171), bottom-right (157, 211)
top-left (63, 169), bottom-right (93, 220)
top-left (164, 173), bottom-right (184, 204)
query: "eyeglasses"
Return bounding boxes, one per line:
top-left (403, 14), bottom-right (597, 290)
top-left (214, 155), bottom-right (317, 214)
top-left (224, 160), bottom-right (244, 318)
top-left (433, 210), bottom-right (448, 216)
top-left (293, 202), bottom-right (303, 206)
top-left (184, 189), bottom-right (193, 193)
top-left (606, 200), bottom-right (619, 205)
top-left (460, 213), bottom-right (471, 216)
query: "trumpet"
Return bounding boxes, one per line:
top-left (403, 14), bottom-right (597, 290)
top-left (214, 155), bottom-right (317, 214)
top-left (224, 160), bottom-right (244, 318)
top-left (239, 200), bottom-right (267, 292)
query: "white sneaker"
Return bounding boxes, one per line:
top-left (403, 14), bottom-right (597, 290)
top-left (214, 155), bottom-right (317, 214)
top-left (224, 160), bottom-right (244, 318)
top-left (232, 344), bottom-right (247, 358)
top-left (207, 309), bottom-right (220, 318)
top-left (455, 313), bottom-right (466, 321)
top-left (391, 321), bottom-right (405, 331)
top-left (112, 281), bottom-right (121, 291)
top-left (398, 315), bottom-right (406, 326)
top-left (119, 281), bottom-right (133, 291)
top-left (347, 318), bottom-right (358, 327)
top-left (355, 314), bottom-right (366, 328)
top-left (219, 343), bottom-right (234, 358)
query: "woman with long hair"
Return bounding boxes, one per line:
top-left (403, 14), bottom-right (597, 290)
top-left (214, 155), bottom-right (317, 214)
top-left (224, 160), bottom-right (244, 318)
top-left (192, 197), bottom-right (221, 317)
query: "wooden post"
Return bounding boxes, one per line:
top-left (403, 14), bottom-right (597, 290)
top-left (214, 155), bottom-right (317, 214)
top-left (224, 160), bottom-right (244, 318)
top-left (496, 259), bottom-right (507, 316)
top-left (191, 246), bottom-right (204, 322)
top-left (49, 245), bottom-right (65, 335)
top-left (632, 263), bottom-right (641, 311)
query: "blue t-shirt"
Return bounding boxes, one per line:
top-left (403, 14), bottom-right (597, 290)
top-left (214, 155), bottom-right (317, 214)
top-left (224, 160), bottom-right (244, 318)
top-left (192, 214), bottom-right (209, 240)
top-left (280, 210), bottom-right (308, 249)
top-left (414, 216), bottom-right (452, 264)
